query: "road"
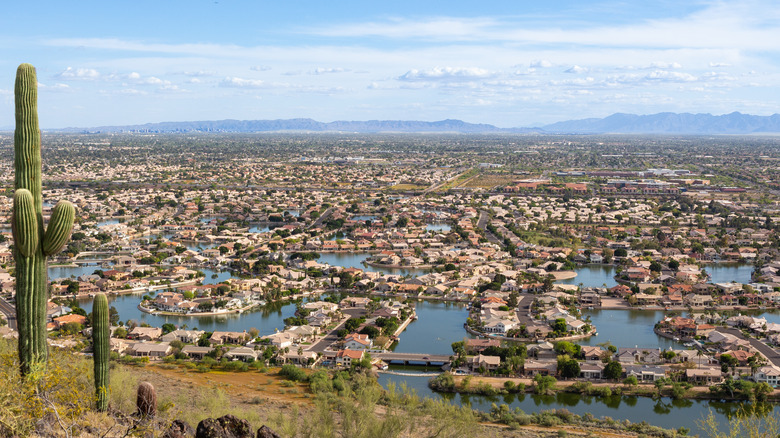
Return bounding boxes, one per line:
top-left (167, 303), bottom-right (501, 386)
top-left (716, 327), bottom-right (780, 367)
top-left (312, 207), bottom-right (335, 229)
top-left (307, 316), bottom-right (349, 353)
top-left (0, 298), bottom-right (17, 330)
top-left (477, 210), bottom-right (503, 246)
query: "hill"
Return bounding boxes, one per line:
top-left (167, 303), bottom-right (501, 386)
top-left (540, 112), bottom-right (780, 134)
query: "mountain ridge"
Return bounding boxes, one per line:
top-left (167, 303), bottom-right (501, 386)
top-left (52, 112), bottom-right (780, 134)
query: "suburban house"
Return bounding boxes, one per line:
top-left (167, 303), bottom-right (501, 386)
top-left (180, 345), bottom-right (213, 360)
top-left (209, 331), bottom-right (248, 345)
top-left (754, 365), bottom-right (780, 387)
top-left (128, 326), bottom-right (163, 341)
top-left (161, 329), bottom-right (205, 344)
top-left (344, 333), bottom-right (373, 350)
top-left (624, 365), bottom-right (666, 382)
top-left (336, 349), bottom-right (365, 367)
top-left (130, 342), bottom-right (172, 358)
top-left (224, 346), bottom-right (258, 362)
top-left (685, 368), bottom-right (723, 385)
top-left (469, 354), bottom-right (501, 372)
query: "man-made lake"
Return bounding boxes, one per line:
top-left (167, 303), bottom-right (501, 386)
top-left (705, 263), bottom-right (754, 285)
top-left (559, 263), bottom-right (754, 289)
top-left (559, 265), bottom-right (618, 288)
top-left (317, 252), bottom-right (430, 276)
top-left (377, 372), bottom-right (760, 436)
top-left (79, 293), bottom-right (296, 334)
top-left (425, 224), bottom-right (451, 233)
top-left (391, 301), bottom-right (470, 355)
top-left (579, 309), bottom-right (677, 349)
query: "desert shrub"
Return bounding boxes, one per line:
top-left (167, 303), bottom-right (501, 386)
top-left (279, 364), bottom-right (308, 382)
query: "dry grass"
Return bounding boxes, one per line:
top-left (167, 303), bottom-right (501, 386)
top-left (461, 173), bottom-right (518, 189)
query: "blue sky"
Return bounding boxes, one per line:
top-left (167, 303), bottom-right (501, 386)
top-left (1, 0), bottom-right (779, 128)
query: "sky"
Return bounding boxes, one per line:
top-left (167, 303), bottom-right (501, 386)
top-left (1, 0), bottom-right (779, 129)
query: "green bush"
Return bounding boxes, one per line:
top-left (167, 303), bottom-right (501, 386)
top-left (279, 363), bottom-right (308, 382)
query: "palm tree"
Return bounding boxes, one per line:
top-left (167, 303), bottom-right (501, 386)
top-left (696, 349), bottom-right (704, 368)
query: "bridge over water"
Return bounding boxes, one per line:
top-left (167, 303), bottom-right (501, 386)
top-left (372, 352), bottom-right (451, 366)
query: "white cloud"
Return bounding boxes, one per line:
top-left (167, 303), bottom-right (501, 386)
top-left (38, 83), bottom-right (70, 91)
top-left (250, 66), bottom-right (272, 71)
top-left (709, 62), bottom-right (731, 68)
top-left (182, 70), bottom-right (215, 76)
top-left (645, 70), bottom-right (696, 82)
top-left (220, 77), bottom-right (266, 88)
top-left (530, 60), bottom-right (553, 68)
top-left (56, 67), bottom-right (100, 80)
top-left (398, 67), bottom-right (494, 81)
top-left (311, 67), bottom-right (347, 75)
top-left (564, 65), bottom-right (588, 74)
top-left (648, 62), bottom-right (682, 69)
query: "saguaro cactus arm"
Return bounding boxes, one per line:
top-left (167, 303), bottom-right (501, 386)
top-left (12, 189), bottom-right (39, 257)
top-left (42, 200), bottom-right (75, 256)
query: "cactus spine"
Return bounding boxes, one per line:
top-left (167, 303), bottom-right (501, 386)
top-left (92, 293), bottom-right (110, 411)
top-left (12, 63), bottom-right (75, 376)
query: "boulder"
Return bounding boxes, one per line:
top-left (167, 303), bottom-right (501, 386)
top-left (195, 415), bottom-right (253, 438)
top-left (163, 420), bottom-right (195, 438)
top-left (256, 425), bottom-right (282, 438)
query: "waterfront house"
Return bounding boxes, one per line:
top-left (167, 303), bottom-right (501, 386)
top-left (624, 365), bottom-right (666, 382)
top-left (523, 359), bottom-right (557, 376)
top-left (469, 354), bottom-right (501, 372)
top-left (754, 365), bottom-right (780, 387)
top-left (685, 368), bottom-right (723, 385)
top-left (336, 349), bottom-right (365, 367)
top-left (579, 362), bottom-right (605, 380)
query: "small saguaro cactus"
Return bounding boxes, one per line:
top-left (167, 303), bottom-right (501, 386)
top-left (92, 293), bottom-right (110, 411)
top-left (12, 63), bottom-right (76, 376)
top-left (136, 381), bottom-right (157, 418)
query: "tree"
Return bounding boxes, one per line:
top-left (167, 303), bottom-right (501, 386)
top-left (603, 361), bottom-right (623, 381)
top-left (552, 318), bottom-right (567, 334)
top-left (108, 306), bottom-right (120, 326)
top-left (623, 375), bottom-right (638, 387)
top-left (558, 357), bottom-right (581, 379)
top-left (533, 374), bottom-right (557, 395)
top-left (60, 322), bottom-right (83, 336)
top-left (162, 323), bottom-right (176, 334)
top-left (720, 353), bottom-right (738, 374)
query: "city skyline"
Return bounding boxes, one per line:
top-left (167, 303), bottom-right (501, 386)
top-left (1, 0), bottom-right (779, 129)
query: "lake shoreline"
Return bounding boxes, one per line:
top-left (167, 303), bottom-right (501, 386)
top-left (432, 374), bottom-right (780, 403)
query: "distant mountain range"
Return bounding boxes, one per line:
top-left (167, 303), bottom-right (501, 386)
top-left (56, 112), bottom-right (780, 135)
top-left (541, 112), bottom-right (780, 134)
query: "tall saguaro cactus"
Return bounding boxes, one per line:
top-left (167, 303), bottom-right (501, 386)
top-left (13, 63), bottom-right (75, 376)
top-left (92, 293), bottom-right (110, 411)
